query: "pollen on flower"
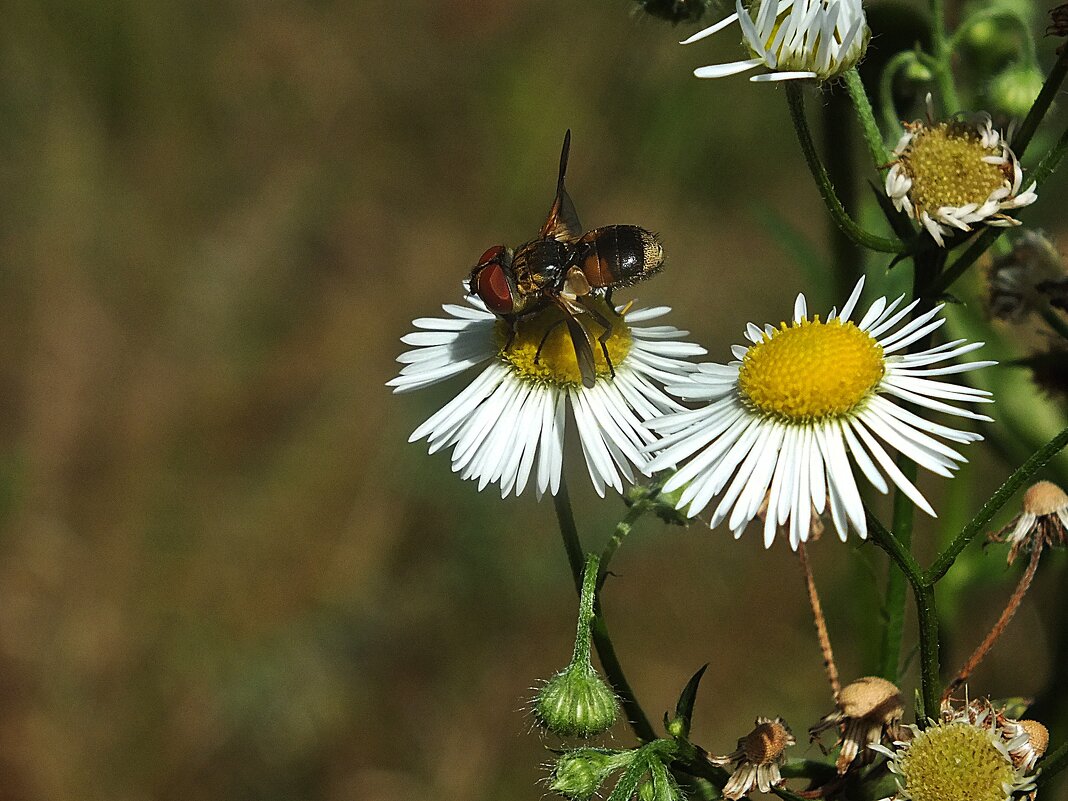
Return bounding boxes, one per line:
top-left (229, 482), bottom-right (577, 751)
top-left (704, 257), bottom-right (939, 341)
top-left (899, 122), bottom-right (1008, 212)
top-left (495, 297), bottom-right (631, 387)
top-left (898, 722), bottom-right (1015, 801)
top-left (737, 317), bottom-right (884, 422)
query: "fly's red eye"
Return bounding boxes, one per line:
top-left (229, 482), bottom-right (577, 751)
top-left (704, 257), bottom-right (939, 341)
top-left (478, 245), bottom-right (506, 266)
top-left (475, 262), bottom-right (513, 314)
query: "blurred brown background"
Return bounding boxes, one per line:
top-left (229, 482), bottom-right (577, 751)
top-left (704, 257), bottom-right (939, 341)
top-left (1, 0), bottom-right (1067, 799)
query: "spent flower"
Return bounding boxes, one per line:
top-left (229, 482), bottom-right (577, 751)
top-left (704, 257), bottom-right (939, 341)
top-left (645, 277), bottom-right (994, 548)
top-left (988, 480), bottom-right (1068, 564)
top-left (710, 717), bottom-right (795, 800)
top-left (885, 106), bottom-right (1038, 246)
top-left (810, 676), bottom-right (904, 774)
top-left (681, 0), bottom-right (869, 82)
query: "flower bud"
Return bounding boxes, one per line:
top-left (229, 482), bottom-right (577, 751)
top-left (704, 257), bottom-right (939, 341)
top-left (989, 64), bottom-right (1045, 119)
top-left (534, 554), bottom-right (621, 738)
top-left (550, 748), bottom-right (634, 800)
top-left (535, 662), bottom-right (620, 738)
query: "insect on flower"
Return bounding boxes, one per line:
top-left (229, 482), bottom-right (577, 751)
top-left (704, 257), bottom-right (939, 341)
top-left (468, 130), bottom-right (665, 388)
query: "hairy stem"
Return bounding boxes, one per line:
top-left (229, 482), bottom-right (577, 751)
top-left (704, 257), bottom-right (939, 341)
top-left (844, 68), bottom-right (890, 168)
top-left (866, 508), bottom-right (941, 718)
top-left (879, 467), bottom-right (916, 682)
top-left (785, 83), bottom-right (905, 254)
top-left (553, 479), bottom-right (657, 742)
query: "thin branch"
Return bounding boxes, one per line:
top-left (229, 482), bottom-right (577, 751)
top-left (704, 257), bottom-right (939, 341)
top-left (785, 83), bottom-right (906, 254)
top-left (799, 542), bottom-right (841, 699)
top-left (942, 543), bottom-right (1044, 701)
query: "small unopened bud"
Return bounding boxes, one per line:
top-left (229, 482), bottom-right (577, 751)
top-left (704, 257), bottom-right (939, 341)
top-left (904, 60), bottom-right (935, 83)
top-left (989, 64), bottom-right (1046, 119)
top-left (536, 662), bottom-right (620, 739)
top-left (960, 16), bottom-right (1020, 71)
top-left (550, 748), bottom-right (634, 800)
top-left (534, 555), bottom-right (620, 738)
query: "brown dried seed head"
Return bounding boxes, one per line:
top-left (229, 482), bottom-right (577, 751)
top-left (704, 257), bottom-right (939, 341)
top-left (1020, 720), bottom-right (1049, 757)
top-left (1023, 481), bottom-right (1068, 516)
top-left (838, 676), bottom-right (904, 722)
top-left (743, 718), bottom-right (794, 764)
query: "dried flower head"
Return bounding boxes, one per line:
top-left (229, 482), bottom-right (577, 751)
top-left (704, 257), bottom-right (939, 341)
top-left (810, 676), bottom-right (904, 774)
top-left (988, 480), bottom-right (1068, 564)
top-left (710, 717), bottom-right (795, 800)
top-left (885, 106), bottom-right (1037, 246)
top-left (1005, 719), bottom-right (1048, 773)
top-left (987, 230), bottom-right (1066, 322)
top-left (872, 699), bottom-right (1038, 801)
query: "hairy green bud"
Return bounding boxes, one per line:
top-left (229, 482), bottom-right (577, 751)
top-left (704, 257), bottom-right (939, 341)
top-left (534, 555), bottom-right (621, 738)
top-left (550, 748), bottom-right (634, 800)
top-left (536, 661), bottom-right (620, 738)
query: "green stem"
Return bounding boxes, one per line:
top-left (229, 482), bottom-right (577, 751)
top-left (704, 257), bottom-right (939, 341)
top-left (553, 478), bottom-right (658, 742)
top-left (1037, 739), bottom-right (1068, 787)
top-left (554, 481), bottom-right (586, 594)
top-left (878, 464), bottom-right (916, 682)
top-left (844, 68), bottom-right (891, 168)
top-left (866, 508), bottom-right (941, 718)
top-left (1030, 122), bottom-right (1068, 187)
top-left (1012, 45), bottom-right (1068, 162)
top-left (926, 425), bottom-right (1068, 583)
top-left (928, 0), bottom-right (961, 113)
top-left (600, 500), bottom-right (653, 581)
top-left (572, 555), bottom-right (600, 665)
top-left (785, 83), bottom-right (906, 254)
top-left (878, 52), bottom-right (920, 134)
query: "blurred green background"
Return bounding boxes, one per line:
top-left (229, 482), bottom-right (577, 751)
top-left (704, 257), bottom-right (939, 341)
top-left (1, 0), bottom-right (1067, 799)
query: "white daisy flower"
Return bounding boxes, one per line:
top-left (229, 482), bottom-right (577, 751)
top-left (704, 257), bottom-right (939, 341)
top-left (885, 111), bottom-right (1038, 247)
top-left (644, 277), bottom-right (995, 548)
top-left (870, 699), bottom-right (1039, 801)
top-left (388, 293), bottom-right (705, 499)
top-left (680, 0), bottom-right (869, 83)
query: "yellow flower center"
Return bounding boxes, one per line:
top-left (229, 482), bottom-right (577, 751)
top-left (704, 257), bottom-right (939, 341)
top-left (738, 317), bottom-right (884, 422)
top-left (899, 722), bottom-right (1016, 801)
top-left (901, 122), bottom-right (1009, 211)
top-left (495, 297), bottom-right (631, 387)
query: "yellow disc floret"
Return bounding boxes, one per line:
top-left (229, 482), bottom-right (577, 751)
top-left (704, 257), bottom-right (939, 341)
top-left (899, 722), bottom-right (1015, 801)
top-left (738, 317), bottom-right (884, 422)
top-left (901, 122), bottom-right (1008, 212)
top-left (495, 297), bottom-right (631, 387)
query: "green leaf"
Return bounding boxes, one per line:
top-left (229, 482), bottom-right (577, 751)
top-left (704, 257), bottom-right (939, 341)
top-left (667, 664), bottom-right (708, 739)
top-left (607, 752), bottom-right (650, 801)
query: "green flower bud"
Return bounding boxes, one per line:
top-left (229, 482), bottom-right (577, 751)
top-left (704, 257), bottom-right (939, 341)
top-left (960, 16), bottom-right (1021, 72)
top-left (536, 662), bottom-right (620, 738)
top-left (534, 554), bottom-right (621, 738)
top-left (988, 64), bottom-right (1045, 118)
top-left (550, 748), bottom-right (634, 800)
top-left (903, 60), bottom-right (934, 83)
